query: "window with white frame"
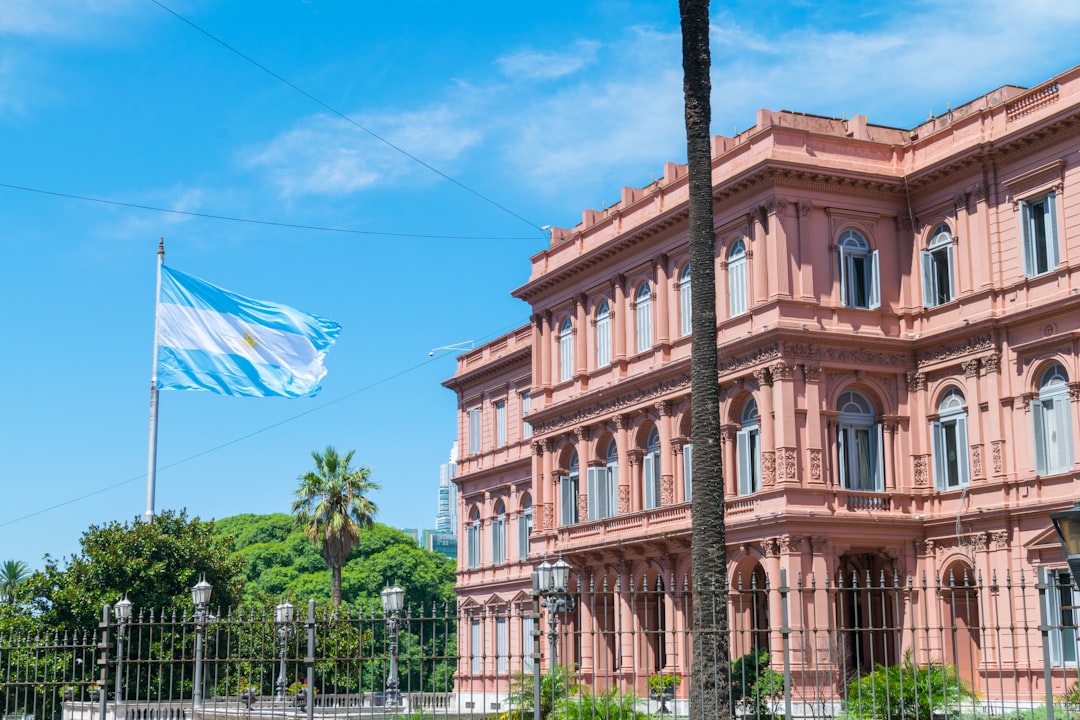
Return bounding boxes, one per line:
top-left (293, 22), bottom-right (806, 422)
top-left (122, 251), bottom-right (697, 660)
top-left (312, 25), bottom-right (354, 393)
top-left (838, 229), bottom-right (880, 309)
top-left (1044, 567), bottom-right (1080, 666)
top-left (644, 427), bottom-right (662, 508)
top-left (921, 224), bottom-right (955, 307)
top-left (560, 451), bottom-right (580, 525)
top-left (495, 401), bottom-right (506, 447)
top-left (932, 388), bottom-right (969, 490)
top-left (596, 300), bottom-right (612, 368)
top-left (559, 317), bottom-right (574, 382)
top-left (491, 500), bottom-right (506, 565)
top-left (517, 494), bottom-right (532, 560)
top-left (521, 392), bottom-right (532, 439)
top-left (496, 616), bottom-right (508, 674)
top-left (588, 439), bottom-right (618, 520)
top-left (837, 390), bottom-right (883, 491)
top-left (1021, 192), bottom-right (1059, 278)
top-left (679, 264), bottom-right (692, 336)
top-left (728, 239), bottom-right (748, 317)
top-left (1034, 363), bottom-right (1074, 475)
top-left (470, 618), bottom-right (482, 674)
top-left (466, 507), bottom-right (481, 569)
top-left (738, 399), bottom-right (761, 495)
top-left (468, 407), bottom-right (482, 454)
top-left (682, 441), bottom-right (693, 502)
top-left (522, 615), bottom-right (536, 672)
top-left (635, 283), bottom-right (652, 353)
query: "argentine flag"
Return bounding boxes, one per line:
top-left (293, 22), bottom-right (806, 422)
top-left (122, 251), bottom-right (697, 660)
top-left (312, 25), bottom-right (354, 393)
top-left (156, 266), bottom-right (341, 398)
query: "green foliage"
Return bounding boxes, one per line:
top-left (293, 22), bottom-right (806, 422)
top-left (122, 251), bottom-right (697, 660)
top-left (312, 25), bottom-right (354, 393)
top-left (551, 688), bottom-right (650, 720)
top-left (1, 559), bottom-right (30, 603)
top-left (647, 672), bottom-right (681, 695)
top-left (23, 509), bottom-right (244, 630)
top-left (841, 651), bottom-right (973, 720)
top-left (731, 650), bottom-right (785, 718)
top-left (504, 664), bottom-right (579, 720)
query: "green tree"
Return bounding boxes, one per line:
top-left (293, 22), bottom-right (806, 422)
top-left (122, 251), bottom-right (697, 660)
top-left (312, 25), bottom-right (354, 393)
top-left (0, 559), bottom-right (29, 603)
top-left (292, 446), bottom-right (380, 607)
top-left (680, 1), bottom-right (730, 718)
top-left (23, 509), bottom-right (244, 630)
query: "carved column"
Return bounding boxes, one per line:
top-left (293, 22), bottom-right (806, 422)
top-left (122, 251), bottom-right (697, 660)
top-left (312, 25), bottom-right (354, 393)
top-left (532, 441), bottom-right (546, 531)
top-left (616, 414), bottom-right (632, 514)
top-left (803, 364), bottom-right (825, 485)
top-left (756, 367), bottom-right (777, 489)
top-left (771, 362), bottom-right (797, 485)
top-left (658, 401), bottom-right (675, 506)
top-left (721, 425), bottom-right (738, 496)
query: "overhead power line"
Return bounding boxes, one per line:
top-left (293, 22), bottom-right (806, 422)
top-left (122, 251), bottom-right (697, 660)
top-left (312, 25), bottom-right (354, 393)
top-left (148, 0), bottom-right (545, 238)
top-left (0, 183), bottom-right (538, 241)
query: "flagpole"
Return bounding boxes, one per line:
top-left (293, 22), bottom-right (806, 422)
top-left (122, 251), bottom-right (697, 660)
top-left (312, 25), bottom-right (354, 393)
top-left (145, 238), bottom-right (164, 522)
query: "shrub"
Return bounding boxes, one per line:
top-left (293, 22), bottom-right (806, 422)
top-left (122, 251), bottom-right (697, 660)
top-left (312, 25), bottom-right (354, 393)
top-left (551, 688), bottom-right (649, 720)
top-left (647, 673), bottom-right (681, 696)
top-left (503, 664), bottom-right (579, 720)
top-left (731, 650), bottom-right (785, 718)
top-left (841, 651), bottom-right (972, 720)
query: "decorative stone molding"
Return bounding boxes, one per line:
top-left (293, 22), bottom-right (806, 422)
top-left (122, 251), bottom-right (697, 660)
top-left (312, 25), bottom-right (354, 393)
top-left (992, 441), bottom-right (1003, 473)
top-left (765, 197), bottom-right (788, 216)
top-left (797, 201), bottom-right (812, 217)
top-left (784, 342), bottom-right (911, 367)
top-left (755, 367), bottom-right (773, 386)
top-left (963, 358), bottom-right (982, 378)
top-left (575, 425), bottom-right (592, 442)
top-left (543, 504), bottom-right (554, 531)
top-left (761, 537), bottom-right (780, 557)
top-left (532, 441), bottom-right (545, 457)
top-left (578, 494), bottom-right (588, 523)
top-left (906, 372), bottom-right (927, 392)
top-left (719, 344), bottom-right (781, 374)
top-left (657, 400), bottom-right (673, 417)
top-left (972, 182), bottom-right (987, 202)
top-left (772, 362), bottom-right (796, 381)
top-left (661, 476), bottom-right (674, 506)
top-left (779, 448), bottom-right (797, 479)
top-left (809, 450), bottom-right (822, 481)
top-left (802, 364), bottom-right (822, 383)
top-left (1069, 383), bottom-right (1080, 402)
top-left (981, 353), bottom-right (1002, 374)
top-left (991, 530), bottom-right (1009, 550)
top-left (916, 335), bottom-right (993, 367)
top-left (970, 532), bottom-right (988, 553)
top-left (972, 445), bottom-right (982, 478)
top-left (615, 414), bottom-right (631, 430)
top-left (913, 455), bottom-right (929, 486)
top-left (531, 374), bottom-right (691, 434)
top-left (761, 452), bottom-right (776, 486)
top-left (778, 534), bottom-right (800, 554)
top-left (914, 539), bottom-right (935, 557)
top-left (618, 486), bottom-right (630, 514)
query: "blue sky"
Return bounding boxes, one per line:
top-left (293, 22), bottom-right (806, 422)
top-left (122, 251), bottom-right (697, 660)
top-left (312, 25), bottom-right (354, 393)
top-left (2, 0), bottom-right (1079, 569)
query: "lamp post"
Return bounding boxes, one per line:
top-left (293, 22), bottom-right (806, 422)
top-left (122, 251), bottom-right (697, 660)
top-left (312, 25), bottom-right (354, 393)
top-left (114, 596), bottom-right (133, 705)
top-left (1052, 500), bottom-right (1080, 589)
top-left (274, 600), bottom-right (295, 701)
top-left (191, 577), bottom-right (212, 710)
top-left (533, 558), bottom-right (574, 669)
top-left (380, 585), bottom-right (405, 708)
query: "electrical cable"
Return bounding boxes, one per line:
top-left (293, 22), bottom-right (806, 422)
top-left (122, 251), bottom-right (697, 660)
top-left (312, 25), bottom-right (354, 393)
top-left (147, 0), bottom-right (546, 238)
top-left (0, 183), bottom-right (538, 241)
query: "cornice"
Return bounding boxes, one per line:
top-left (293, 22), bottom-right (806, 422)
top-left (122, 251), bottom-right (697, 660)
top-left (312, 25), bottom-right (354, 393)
top-left (441, 346), bottom-right (531, 392)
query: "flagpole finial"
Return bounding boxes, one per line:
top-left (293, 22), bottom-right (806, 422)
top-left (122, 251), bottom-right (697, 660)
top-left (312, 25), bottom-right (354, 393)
top-left (158, 237), bottom-right (165, 257)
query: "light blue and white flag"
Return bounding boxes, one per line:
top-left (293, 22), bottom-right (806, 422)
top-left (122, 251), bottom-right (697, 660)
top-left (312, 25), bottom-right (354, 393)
top-left (156, 266), bottom-right (341, 398)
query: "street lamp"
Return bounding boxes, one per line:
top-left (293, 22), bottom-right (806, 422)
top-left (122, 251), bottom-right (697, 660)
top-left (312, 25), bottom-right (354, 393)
top-left (380, 585), bottom-right (405, 708)
top-left (1052, 500), bottom-right (1080, 589)
top-left (274, 600), bottom-right (295, 701)
top-left (114, 596), bottom-right (133, 704)
top-left (191, 577), bottom-right (212, 709)
top-left (533, 558), bottom-right (574, 668)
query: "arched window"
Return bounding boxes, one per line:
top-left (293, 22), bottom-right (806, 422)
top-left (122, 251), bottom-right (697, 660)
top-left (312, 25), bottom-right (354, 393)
top-left (921, 224), bottom-right (955, 307)
top-left (737, 399), bottom-right (761, 495)
top-left (644, 427), bottom-right (662, 508)
top-left (728, 239), bottom-right (748, 317)
top-left (679, 264), bottom-right (692, 336)
top-left (560, 451), bottom-right (580, 525)
top-left (932, 388), bottom-right (969, 490)
top-left (559, 317), bottom-right (574, 382)
top-left (517, 494), bottom-right (532, 560)
top-left (838, 229), bottom-right (880, 309)
top-left (596, 301), bottom-right (611, 368)
top-left (466, 507), bottom-right (481, 569)
top-left (1034, 363), bottom-right (1074, 475)
top-left (635, 283), bottom-right (652, 353)
top-left (491, 500), bottom-right (506, 565)
top-left (837, 390), bottom-right (883, 491)
top-left (589, 439), bottom-right (618, 520)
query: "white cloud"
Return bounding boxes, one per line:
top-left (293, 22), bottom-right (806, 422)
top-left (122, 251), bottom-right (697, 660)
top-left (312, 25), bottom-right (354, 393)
top-left (103, 185), bottom-right (208, 243)
top-left (497, 40), bottom-right (601, 81)
top-left (0, 0), bottom-right (136, 37)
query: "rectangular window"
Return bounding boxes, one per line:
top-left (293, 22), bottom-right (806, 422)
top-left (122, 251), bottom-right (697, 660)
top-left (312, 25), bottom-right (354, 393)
top-left (932, 418), bottom-right (969, 490)
top-left (468, 408), bottom-right (482, 455)
top-left (496, 617), bottom-right (508, 675)
top-left (560, 475), bottom-right (578, 525)
top-left (521, 392), bottom-right (532, 439)
top-left (679, 273), bottom-right (692, 336)
top-left (495, 401), bottom-right (507, 447)
top-left (737, 427), bottom-right (761, 496)
top-left (470, 619), bottom-right (482, 674)
top-left (636, 298), bottom-right (652, 352)
top-left (492, 516), bottom-right (505, 565)
top-left (466, 522), bottom-right (480, 569)
top-left (522, 616), bottom-right (536, 673)
top-left (921, 247), bottom-right (955, 307)
top-left (729, 259), bottom-right (748, 317)
top-left (682, 443), bottom-right (693, 502)
top-left (1034, 397), bottom-right (1074, 475)
top-left (1043, 568), bottom-right (1078, 666)
top-left (597, 313), bottom-right (611, 367)
top-left (838, 423), bottom-right (884, 491)
top-left (517, 509), bottom-right (531, 559)
top-left (559, 325), bottom-right (573, 382)
top-left (644, 453), bottom-right (661, 509)
top-left (840, 249), bottom-right (880, 309)
top-left (1022, 193), bottom-right (1059, 278)
top-left (587, 466), bottom-right (616, 520)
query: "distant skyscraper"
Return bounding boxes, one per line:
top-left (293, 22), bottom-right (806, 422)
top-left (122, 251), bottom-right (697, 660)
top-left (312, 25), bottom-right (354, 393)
top-left (435, 442), bottom-right (458, 533)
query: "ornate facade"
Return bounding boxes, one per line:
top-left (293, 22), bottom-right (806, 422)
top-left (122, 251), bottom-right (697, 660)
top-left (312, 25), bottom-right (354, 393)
top-left (443, 65), bottom-right (1080, 700)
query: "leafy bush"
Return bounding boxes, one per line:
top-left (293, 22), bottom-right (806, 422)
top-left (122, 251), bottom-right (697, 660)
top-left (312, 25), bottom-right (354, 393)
top-left (503, 664), bottom-right (579, 720)
top-left (731, 649), bottom-right (785, 718)
top-left (841, 651), bottom-right (972, 720)
top-left (551, 688), bottom-right (650, 720)
top-left (647, 673), bottom-right (681, 695)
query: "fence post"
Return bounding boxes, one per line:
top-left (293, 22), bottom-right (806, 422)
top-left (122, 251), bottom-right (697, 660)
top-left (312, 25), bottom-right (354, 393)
top-left (1038, 566), bottom-right (1055, 720)
top-left (780, 568), bottom-right (792, 720)
top-left (532, 573), bottom-right (542, 720)
top-left (306, 600), bottom-right (316, 720)
top-left (96, 604), bottom-right (110, 720)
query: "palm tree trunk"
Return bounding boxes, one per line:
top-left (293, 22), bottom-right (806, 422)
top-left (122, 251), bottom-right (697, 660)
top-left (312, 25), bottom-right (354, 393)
top-left (331, 564), bottom-right (343, 607)
top-left (680, 1), bottom-right (730, 718)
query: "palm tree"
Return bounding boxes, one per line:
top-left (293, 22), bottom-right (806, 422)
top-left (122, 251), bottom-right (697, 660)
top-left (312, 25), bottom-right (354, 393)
top-left (0, 559), bottom-right (29, 604)
top-left (680, 1), bottom-right (730, 718)
top-left (292, 446), bottom-right (380, 606)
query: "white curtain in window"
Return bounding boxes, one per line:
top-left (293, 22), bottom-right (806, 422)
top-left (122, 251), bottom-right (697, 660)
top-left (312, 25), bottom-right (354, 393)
top-left (635, 285), bottom-right (652, 353)
top-left (596, 302), bottom-right (611, 367)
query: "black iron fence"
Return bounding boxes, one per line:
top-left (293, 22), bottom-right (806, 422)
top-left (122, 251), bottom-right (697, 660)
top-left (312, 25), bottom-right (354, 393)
top-left (3, 568), bottom-right (1080, 719)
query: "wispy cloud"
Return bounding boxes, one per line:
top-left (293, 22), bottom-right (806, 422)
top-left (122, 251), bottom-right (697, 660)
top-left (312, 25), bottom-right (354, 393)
top-left (0, 0), bottom-right (136, 37)
top-left (497, 40), bottom-right (601, 81)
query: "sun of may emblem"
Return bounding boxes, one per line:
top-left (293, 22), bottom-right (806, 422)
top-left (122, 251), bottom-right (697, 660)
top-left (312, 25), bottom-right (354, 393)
top-left (243, 333), bottom-right (258, 349)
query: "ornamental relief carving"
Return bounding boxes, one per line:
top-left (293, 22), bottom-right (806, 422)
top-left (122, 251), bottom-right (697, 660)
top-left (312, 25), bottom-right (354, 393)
top-left (578, 494), bottom-right (588, 523)
top-left (661, 476), bottom-right (674, 506)
top-left (981, 353), bottom-right (1002, 374)
top-left (719, 344), bottom-right (781, 374)
top-left (916, 335), bottom-right (993, 367)
top-left (991, 530), bottom-right (1010, 550)
top-left (970, 532), bottom-right (988, 552)
top-left (531, 374), bottom-right (691, 434)
top-left (783, 343), bottom-right (911, 367)
top-left (618, 486), bottom-right (630, 514)
top-left (543, 504), bottom-right (554, 531)
top-left (972, 445), bottom-right (982, 478)
top-left (992, 441), bottom-right (1003, 473)
top-left (761, 452), bottom-right (776, 486)
top-left (906, 372), bottom-right (927, 392)
top-left (913, 455), bottom-right (929, 486)
top-left (779, 448), bottom-right (797, 479)
top-left (809, 450), bottom-right (822, 481)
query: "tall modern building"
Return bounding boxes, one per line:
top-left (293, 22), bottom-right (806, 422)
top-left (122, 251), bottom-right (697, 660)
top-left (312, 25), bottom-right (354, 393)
top-left (443, 64), bottom-right (1080, 701)
top-left (436, 442), bottom-right (459, 533)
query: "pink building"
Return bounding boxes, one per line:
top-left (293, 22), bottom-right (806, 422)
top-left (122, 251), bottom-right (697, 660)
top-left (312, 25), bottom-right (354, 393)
top-left (444, 64), bottom-right (1080, 705)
